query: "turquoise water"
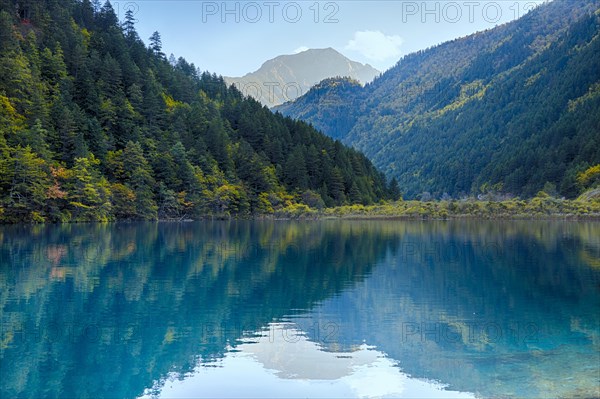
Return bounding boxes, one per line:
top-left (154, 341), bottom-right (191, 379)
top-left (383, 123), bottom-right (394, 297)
top-left (0, 221), bottom-right (599, 398)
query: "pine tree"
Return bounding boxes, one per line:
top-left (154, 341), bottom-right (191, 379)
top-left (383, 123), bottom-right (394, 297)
top-left (66, 155), bottom-right (112, 221)
top-left (388, 177), bottom-right (402, 201)
top-left (1, 146), bottom-right (50, 222)
top-left (328, 167), bottom-right (346, 204)
top-left (99, 1), bottom-right (119, 30)
top-left (284, 147), bottom-right (308, 189)
top-left (123, 141), bottom-right (157, 219)
top-left (149, 31), bottom-right (164, 58)
top-left (122, 8), bottom-right (137, 38)
top-left (348, 181), bottom-right (362, 203)
top-left (0, 11), bottom-right (19, 53)
top-left (20, 119), bottom-right (50, 159)
top-left (110, 182), bottom-right (136, 218)
top-left (205, 118), bottom-right (232, 171)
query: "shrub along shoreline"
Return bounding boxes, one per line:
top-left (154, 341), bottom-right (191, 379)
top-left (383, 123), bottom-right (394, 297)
top-left (3, 193), bottom-right (600, 223)
top-left (271, 193), bottom-right (600, 220)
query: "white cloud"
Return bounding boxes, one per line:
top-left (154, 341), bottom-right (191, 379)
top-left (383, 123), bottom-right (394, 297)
top-left (293, 46), bottom-right (309, 54)
top-left (345, 31), bottom-right (403, 61)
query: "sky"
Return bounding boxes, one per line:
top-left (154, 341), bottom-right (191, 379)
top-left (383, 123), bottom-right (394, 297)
top-left (120, 0), bottom-right (548, 77)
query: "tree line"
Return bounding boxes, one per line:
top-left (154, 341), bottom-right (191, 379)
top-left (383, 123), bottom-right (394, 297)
top-left (0, 0), bottom-right (399, 222)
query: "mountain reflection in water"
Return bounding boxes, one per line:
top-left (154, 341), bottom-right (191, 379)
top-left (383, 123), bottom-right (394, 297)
top-left (1, 221), bottom-right (598, 398)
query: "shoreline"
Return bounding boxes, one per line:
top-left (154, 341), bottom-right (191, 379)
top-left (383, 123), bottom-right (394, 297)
top-left (2, 197), bottom-right (600, 224)
top-left (3, 212), bottom-right (600, 225)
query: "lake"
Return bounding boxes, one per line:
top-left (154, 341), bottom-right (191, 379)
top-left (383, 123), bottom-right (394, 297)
top-left (1, 220), bottom-right (599, 398)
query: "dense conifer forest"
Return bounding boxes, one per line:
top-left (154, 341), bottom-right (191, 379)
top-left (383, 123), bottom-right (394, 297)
top-left (276, 0), bottom-right (600, 199)
top-left (0, 0), bottom-right (397, 222)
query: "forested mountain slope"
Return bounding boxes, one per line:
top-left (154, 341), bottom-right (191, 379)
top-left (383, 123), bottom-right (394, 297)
top-left (0, 0), bottom-right (395, 223)
top-left (276, 0), bottom-right (600, 199)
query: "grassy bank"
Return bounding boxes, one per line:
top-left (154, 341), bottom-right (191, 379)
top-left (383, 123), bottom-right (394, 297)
top-left (272, 193), bottom-right (600, 220)
top-left (4, 194), bottom-right (600, 223)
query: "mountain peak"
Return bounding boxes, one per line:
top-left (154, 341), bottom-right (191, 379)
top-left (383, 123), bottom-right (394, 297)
top-left (291, 47), bottom-right (338, 54)
top-left (225, 48), bottom-right (379, 107)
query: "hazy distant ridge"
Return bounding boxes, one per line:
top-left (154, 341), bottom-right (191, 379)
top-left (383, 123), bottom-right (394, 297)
top-left (224, 48), bottom-right (379, 107)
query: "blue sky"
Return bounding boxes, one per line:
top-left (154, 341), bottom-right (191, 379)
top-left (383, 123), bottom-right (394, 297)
top-left (118, 1), bottom-right (547, 76)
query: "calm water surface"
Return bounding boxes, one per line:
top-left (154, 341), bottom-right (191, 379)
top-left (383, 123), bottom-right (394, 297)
top-left (1, 221), bottom-right (599, 398)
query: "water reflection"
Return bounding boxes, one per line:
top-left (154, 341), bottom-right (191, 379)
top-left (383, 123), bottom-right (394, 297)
top-left (142, 323), bottom-right (473, 399)
top-left (0, 221), bottom-right (599, 398)
top-left (300, 222), bottom-right (600, 398)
